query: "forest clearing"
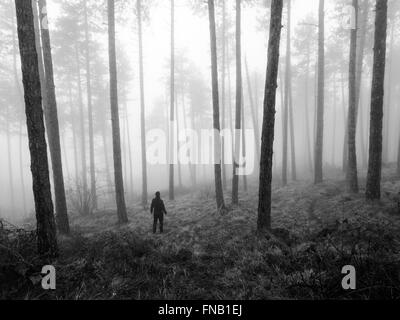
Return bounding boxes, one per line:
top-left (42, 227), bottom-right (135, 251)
top-left (2, 166), bottom-right (400, 299)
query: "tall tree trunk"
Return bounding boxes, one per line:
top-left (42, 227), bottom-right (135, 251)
top-left (366, 0), bottom-right (388, 200)
top-left (38, 0), bottom-right (70, 234)
top-left (107, 0), bottom-right (128, 223)
top-left (332, 74), bottom-right (337, 166)
top-left (314, 0), bottom-right (325, 184)
top-left (84, 0), bottom-right (97, 209)
top-left (6, 106), bottom-right (15, 211)
top-left (137, 0), bottom-right (148, 205)
top-left (232, 0), bottom-right (242, 205)
top-left (347, 0), bottom-right (359, 193)
top-left (75, 44), bottom-right (88, 211)
top-left (19, 120), bottom-right (27, 215)
top-left (257, 0), bottom-right (283, 232)
top-left (175, 94), bottom-right (183, 188)
top-left (124, 105), bottom-right (134, 198)
top-left (241, 97), bottom-right (248, 191)
top-left (169, 0), bottom-right (175, 201)
top-left (282, 0), bottom-right (291, 186)
top-left (245, 58), bottom-right (261, 169)
top-left (304, 51), bottom-right (313, 175)
top-left (68, 82), bottom-right (80, 182)
top-left (221, 0), bottom-right (227, 190)
top-left (383, 19), bottom-right (394, 164)
top-left (288, 68), bottom-right (296, 181)
top-left (15, 0), bottom-right (58, 258)
top-left (355, 0), bottom-right (369, 169)
top-left (208, 0), bottom-right (225, 210)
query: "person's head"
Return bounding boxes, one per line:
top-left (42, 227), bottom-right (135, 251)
top-left (155, 191), bottom-right (161, 199)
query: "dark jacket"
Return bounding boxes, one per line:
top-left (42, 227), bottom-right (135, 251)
top-left (151, 197), bottom-right (167, 216)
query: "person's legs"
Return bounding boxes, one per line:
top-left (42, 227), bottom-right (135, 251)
top-left (153, 215), bottom-right (157, 234)
top-left (159, 215), bottom-right (164, 233)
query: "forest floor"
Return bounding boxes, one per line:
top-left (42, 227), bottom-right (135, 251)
top-left (2, 166), bottom-right (400, 300)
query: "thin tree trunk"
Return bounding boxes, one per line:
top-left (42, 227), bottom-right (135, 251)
top-left (232, 0), bottom-right (242, 205)
top-left (136, 0), bottom-right (148, 205)
top-left (208, 0), bottom-right (225, 210)
top-left (169, 0), bottom-right (175, 201)
top-left (124, 105), bottom-right (134, 199)
top-left (19, 120), bottom-right (27, 215)
top-left (347, 0), bottom-right (359, 193)
top-left (282, 0), bottom-right (291, 186)
top-left (107, 0), bottom-right (128, 223)
top-left (257, 0), bottom-right (283, 231)
top-left (68, 82), bottom-right (79, 182)
top-left (241, 96), bottom-right (248, 191)
top-left (288, 67), bottom-right (296, 181)
top-left (15, 0), bottom-right (58, 258)
top-left (221, 0), bottom-right (227, 190)
top-left (6, 106), bottom-right (15, 211)
top-left (332, 74), bottom-right (337, 166)
top-left (245, 58), bottom-right (261, 168)
top-left (304, 44), bottom-right (313, 174)
top-left (84, 0), bottom-right (97, 209)
top-left (314, 0), bottom-right (325, 184)
top-left (75, 44), bottom-right (88, 211)
top-left (175, 94), bottom-right (183, 188)
top-left (366, 0), bottom-right (388, 200)
top-left (38, 0), bottom-right (70, 234)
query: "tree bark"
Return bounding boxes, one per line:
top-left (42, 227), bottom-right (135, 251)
top-left (15, 0), bottom-right (58, 258)
top-left (257, 0), bottom-right (283, 232)
top-left (366, 0), bottom-right (388, 200)
top-left (314, 0), bottom-right (325, 184)
top-left (232, 0), bottom-right (242, 205)
top-left (282, 0), bottom-right (291, 186)
top-left (107, 0), bottom-right (128, 223)
top-left (137, 0), bottom-right (148, 205)
top-left (38, 0), bottom-right (70, 234)
top-left (208, 0), bottom-right (226, 211)
top-left (84, 0), bottom-right (97, 209)
top-left (347, 0), bottom-right (359, 193)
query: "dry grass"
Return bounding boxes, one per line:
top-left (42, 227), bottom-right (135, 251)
top-left (1, 168), bottom-right (400, 300)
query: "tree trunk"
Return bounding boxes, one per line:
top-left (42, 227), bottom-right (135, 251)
top-left (304, 43), bottom-right (313, 174)
top-left (347, 0), bottom-right (359, 193)
top-left (19, 120), bottom-right (27, 215)
top-left (6, 106), bottom-right (15, 211)
top-left (68, 82), bottom-right (79, 182)
top-left (245, 58), bottom-right (261, 169)
top-left (366, 0), bottom-right (388, 200)
top-left (169, 0), bottom-right (175, 201)
top-left (107, 0), bottom-right (128, 223)
top-left (75, 44), bottom-right (88, 211)
top-left (332, 74), bottom-right (337, 166)
top-left (314, 0), bottom-right (325, 184)
top-left (282, 0), bottom-right (291, 186)
top-left (15, 0), bottom-right (58, 258)
top-left (221, 0), bottom-right (227, 190)
top-left (124, 105), bottom-right (134, 198)
top-left (38, 0), bottom-right (70, 234)
top-left (84, 0), bottom-right (97, 209)
top-left (208, 0), bottom-right (226, 210)
top-left (232, 0), bottom-right (242, 205)
top-left (257, 0), bottom-right (283, 232)
top-left (137, 0), bottom-right (148, 205)
top-left (288, 67), bottom-right (296, 181)
top-left (383, 20), bottom-right (394, 164)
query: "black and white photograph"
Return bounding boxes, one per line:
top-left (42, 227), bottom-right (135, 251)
top-left (1, 0), bottom-right (400, 309)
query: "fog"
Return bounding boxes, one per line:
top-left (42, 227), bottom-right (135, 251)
top-left (1, 0), bottom-right (399, 223)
